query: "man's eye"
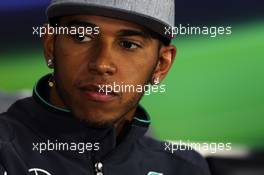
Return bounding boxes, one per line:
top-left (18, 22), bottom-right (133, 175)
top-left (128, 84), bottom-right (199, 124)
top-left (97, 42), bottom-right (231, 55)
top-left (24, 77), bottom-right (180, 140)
top-left (74, 34), bottom-right (92, 42)
top-left (120, 41), bottom-right (140, 49)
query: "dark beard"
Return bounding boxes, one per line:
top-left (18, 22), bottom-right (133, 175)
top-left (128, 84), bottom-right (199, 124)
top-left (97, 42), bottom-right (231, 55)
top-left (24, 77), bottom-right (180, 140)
top-left (75, 66), bottom-right (156, 128)
top-left (52, 54), bottom-right (158, 128)
top-left (77, 90), bottom-right (145, 128)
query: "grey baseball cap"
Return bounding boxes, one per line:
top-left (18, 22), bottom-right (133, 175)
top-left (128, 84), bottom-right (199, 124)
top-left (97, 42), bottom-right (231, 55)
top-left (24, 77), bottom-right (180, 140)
top-left (46, 0), bottom-right (175, 44)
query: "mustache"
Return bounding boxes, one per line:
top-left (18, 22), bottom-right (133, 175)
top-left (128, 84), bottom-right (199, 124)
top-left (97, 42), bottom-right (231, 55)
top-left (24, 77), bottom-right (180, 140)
top-left (75, 77), bottom-right (115, 87)
top-left (75, 78), bottom-right (123, 97)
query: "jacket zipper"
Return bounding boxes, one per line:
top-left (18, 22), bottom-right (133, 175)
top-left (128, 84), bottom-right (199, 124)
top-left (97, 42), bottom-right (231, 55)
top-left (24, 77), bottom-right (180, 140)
top-left (91, 149), bottom-right (104, 175)
top-left (92, 140), bottom-right (127, 175)
top-left (94, 161), bottom-right (103, 175)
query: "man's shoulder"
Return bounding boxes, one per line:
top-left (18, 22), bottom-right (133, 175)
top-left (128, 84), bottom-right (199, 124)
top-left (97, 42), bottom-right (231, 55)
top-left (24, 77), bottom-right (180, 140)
top-left (0, 112), bottom-right (15, 143)
top-left (0, 97), bottom-right (32, 142)
top-left (137, 136), bottom-right (211, 174)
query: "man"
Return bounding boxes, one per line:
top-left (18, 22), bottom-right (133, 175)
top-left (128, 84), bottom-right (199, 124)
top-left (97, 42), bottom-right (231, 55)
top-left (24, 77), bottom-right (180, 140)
top-left (0, 0), bottom-right (211, 175)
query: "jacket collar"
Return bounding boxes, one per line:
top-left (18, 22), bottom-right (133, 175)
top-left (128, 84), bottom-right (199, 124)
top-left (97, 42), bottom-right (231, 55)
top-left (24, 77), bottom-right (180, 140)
top-left (8, 74), bottom-right (151, 160)
top-left (32, 73), bottom-right (151, 130)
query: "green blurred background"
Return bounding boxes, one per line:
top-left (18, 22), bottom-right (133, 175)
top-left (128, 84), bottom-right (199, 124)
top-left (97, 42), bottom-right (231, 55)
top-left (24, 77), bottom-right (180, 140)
top-left (0, 1), bottom-right (264, 148)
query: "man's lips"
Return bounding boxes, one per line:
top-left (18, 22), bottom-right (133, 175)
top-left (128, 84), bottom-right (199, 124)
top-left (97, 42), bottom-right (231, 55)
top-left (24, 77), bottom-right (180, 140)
top-left (78, 84), bottom-right (118, 103)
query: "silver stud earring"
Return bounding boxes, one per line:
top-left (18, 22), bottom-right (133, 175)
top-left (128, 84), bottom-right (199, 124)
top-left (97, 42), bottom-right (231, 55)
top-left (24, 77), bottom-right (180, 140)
top-left (153, 77), bottom-right (160, 85)
top-left (47, 59), bottom-right (53, 68)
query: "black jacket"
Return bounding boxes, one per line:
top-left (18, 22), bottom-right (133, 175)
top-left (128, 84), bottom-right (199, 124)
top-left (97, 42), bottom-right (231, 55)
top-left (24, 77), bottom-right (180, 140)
top-left (0, 75), bottom-right (211, 175)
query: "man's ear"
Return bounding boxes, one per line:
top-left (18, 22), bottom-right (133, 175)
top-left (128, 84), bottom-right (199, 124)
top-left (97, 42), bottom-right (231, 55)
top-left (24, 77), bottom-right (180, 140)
top-left (153, 44), bottom-right (177, 82)
top-left (42, 23), bottom-right (56, 68)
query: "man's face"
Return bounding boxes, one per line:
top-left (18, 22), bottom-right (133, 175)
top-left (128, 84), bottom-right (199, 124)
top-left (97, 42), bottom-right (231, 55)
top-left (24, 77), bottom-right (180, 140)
top-left (44, 15), bottom-right (174, 126)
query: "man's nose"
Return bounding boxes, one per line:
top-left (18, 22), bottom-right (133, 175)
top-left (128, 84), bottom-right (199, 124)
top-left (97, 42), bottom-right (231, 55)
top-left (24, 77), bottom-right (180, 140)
top-left (87, 42), bottom-right (117, 76)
